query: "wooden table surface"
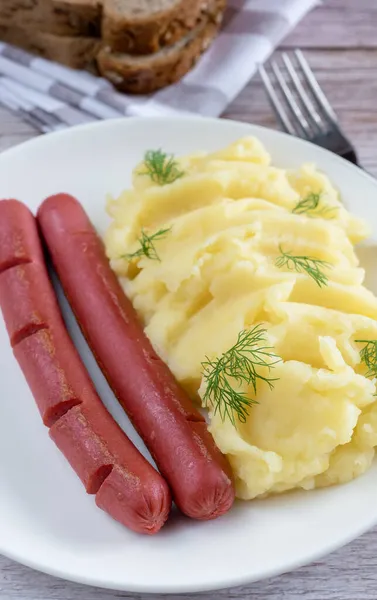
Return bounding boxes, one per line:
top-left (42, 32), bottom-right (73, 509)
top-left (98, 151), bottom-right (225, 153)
top-left (1, 1), bottom-right (377, 598)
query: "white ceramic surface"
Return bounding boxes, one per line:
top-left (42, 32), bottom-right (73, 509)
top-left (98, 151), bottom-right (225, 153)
top-left (1, 117), bottom-right (377, 594)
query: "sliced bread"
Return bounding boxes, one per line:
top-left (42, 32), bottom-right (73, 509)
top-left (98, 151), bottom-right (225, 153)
top-left (0, 0), bottom-right (101, 37)
top-left (51, 0), bottom-right (102, 35)
top-left (0, 22), bottom-right (100, 68)
top-left (102, 0), bottom-right (212, 55)
top-left (52, 0), bottom-right (102, 33)
top-left (97, 0), bottom-right (225, 94)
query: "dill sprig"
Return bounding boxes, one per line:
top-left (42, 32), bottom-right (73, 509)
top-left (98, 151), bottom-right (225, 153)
top-left (292, 192), bottom-right (338, 218)
top-left (124, 227), bottom-right (171, 262)
top-left (139, 149), bottom-right (185, 185)
top-left (275, 246), bottom-right (332, 288)
top-left (356, 339), bottom-right (377, 382)
top-left (201, 326), bottom-right (281, 425)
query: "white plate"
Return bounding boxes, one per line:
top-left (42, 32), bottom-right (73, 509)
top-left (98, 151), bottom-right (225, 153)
top-left (1, 117), bottom-right (377, 594)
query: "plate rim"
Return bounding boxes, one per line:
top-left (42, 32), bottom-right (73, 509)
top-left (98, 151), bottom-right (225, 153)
top-left (1, 115), bottom-right (377, 594)
top-left (0, 514), bottom-right (376, 594)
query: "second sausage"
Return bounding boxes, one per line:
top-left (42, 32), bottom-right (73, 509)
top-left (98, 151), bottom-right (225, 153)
top-left (38, 194), bottom-right (235, 520)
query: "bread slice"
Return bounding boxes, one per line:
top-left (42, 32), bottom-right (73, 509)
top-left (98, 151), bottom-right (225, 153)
top-left (0, 22), bottom-right (100, 69)
top-left (0, 0), bottom-right (102, 37)
top-left (102, 0), bottom-right (213, 56)
top-left (52, 0), bottom-right (102, 34)
top-left (97, 0), bottom-right (225, 94)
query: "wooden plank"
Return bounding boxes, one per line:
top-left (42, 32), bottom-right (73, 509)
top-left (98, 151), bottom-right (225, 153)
top-left (326, 0), bottom-right (376, 6)
top-left (290, 48), bottom-right (377, 71)
top-left (284, 2), bottom-right (377, 49)
top-left (225, 48), bottom-right (377, 175)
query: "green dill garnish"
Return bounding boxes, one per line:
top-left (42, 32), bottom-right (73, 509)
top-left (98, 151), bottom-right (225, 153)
top-left (124, 227), bottom-right (171, 262)
top-left (356, 340), bottom-right (377, 383)
top-left (292, 192), bottom-right (338, 218)
top-left (275, 246), bottom-right (332, 288)
top-left (139, 149), bottom-right (185, 185)
top-left (201, 325), bottom-right (281, 425)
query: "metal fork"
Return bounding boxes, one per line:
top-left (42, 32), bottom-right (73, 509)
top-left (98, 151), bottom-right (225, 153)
top-left (259, 49), bottom-right (358, 165)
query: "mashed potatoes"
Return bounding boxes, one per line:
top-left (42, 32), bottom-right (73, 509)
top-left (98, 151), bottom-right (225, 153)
top-left (104, 137), bottom-right (377, 500)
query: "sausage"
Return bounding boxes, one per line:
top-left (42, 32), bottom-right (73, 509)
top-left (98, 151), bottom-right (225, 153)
top-left (0, 263), bottom-right (58, 347)
top-left (0, 199), bottom-right (171, 534)
top-left (38, 194), bottom-right (235, 520)
top-left (0, 197), bottom-right (44, 271)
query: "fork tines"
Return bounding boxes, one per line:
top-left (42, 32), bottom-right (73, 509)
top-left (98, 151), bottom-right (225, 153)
top-left (259, 50), bottom-right (358, 165)
top-left (259, 49), bottom-right (336, 137)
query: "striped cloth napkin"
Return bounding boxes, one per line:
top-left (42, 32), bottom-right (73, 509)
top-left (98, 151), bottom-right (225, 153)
top-left (0, 0), bottom-right (318, 130)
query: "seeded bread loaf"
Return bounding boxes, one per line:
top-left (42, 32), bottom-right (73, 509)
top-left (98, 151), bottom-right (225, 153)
top-left (53, 0), bottom-right (101, 33)
top-left (0, 22), bottom-right (100, 68)
top-left (0, 0), bottom-right (217, 56)
top-left (97, 0), bottom-right (225, 94)
top-left (0, 0), bottom-right (101, 36)
top-left (0, 0), bottom-right (224, 93)
top-left (102, 0), bottom-right (212, 55)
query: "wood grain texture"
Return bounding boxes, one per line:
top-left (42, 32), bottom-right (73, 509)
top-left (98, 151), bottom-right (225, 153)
top-left (224, 47), bottom-right (377, 174)
top-left (284, 0), bottom-right (377, 48)
top-left (1, 1), bottom-right (377, 599)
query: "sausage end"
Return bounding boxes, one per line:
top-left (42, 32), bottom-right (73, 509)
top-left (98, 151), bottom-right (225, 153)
top-left (96, 466), bottom-right (171, 535)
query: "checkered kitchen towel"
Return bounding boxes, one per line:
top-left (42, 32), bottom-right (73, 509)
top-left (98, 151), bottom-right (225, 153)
top-left (0, 0), bottom-right (318, 128)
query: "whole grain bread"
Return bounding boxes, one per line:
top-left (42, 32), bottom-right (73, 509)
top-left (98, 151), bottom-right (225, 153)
top-left (53, 0), bottom-right (102, 32)
top-left (102, 0), bottom-right (214, 55)
top-left (0, 0), bottom-right (224, 92)
top-left (97, 0), bottom-right (225, 94)
top-left (0, 0), bottom-right (101, 36)
top-left (0, 22), bottom-right (100, 68)
top-left (52, 0), bottom-right (102, 35)
top-left (1, 0), bottom-right (214, 56)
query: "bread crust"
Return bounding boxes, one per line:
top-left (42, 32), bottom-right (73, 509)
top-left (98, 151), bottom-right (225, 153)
top-left (0, 0), bottom-right (101, 36)
top-left (103, 0), bottom-right (215, 55)
top-left (0, 22), bottom-right (100, 68)
top-left (0, 0), bottom-right (224, 92)
top-left (97, 0), bottom-right (225, 94)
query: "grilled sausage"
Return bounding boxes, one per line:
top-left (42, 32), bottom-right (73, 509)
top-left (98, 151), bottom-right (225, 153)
top-left (38, 194), bottom-right (235, 520)
top-left (0, 199), bottom-right (171, 534)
